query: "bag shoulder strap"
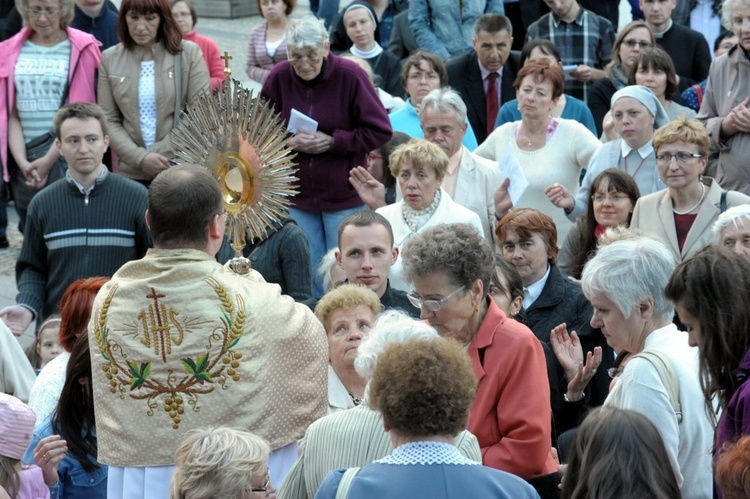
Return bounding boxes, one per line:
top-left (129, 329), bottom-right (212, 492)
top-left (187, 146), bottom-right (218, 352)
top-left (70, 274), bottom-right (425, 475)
top-left (720, 189), bottom-right (728, 213)
top-left (173, 49), bottom-right (182, 122)
top-left (631, 350), bottom-right (683, 423)
top-left (335, 467), bottom-right (361, 499)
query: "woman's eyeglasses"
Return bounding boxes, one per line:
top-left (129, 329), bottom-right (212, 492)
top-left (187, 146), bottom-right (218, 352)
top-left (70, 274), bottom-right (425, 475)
top-left (621, 39), bottom-right (651, 49)
top-left (407, 285), bottom-right (465, 311)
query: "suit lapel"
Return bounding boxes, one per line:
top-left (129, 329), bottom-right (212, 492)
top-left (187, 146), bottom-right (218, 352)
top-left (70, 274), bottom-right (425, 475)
top-left (681, 182), bottom-right (719, 258)
top-left (657, 192), bottom-right (682, 256)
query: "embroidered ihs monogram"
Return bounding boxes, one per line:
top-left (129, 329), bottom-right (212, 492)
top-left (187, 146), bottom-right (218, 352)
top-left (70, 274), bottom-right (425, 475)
top-left (139, 287), bottom-right (184, 362)
top-left (92, 279), bottom-right (248, 429)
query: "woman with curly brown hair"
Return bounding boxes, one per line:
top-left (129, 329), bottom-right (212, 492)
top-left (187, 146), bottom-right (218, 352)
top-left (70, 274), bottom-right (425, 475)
top-left (316, 337), bottom-right (539, 498)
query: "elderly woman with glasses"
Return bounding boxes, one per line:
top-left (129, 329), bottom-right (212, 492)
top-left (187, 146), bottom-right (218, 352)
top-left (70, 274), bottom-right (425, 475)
top-left (316, 337), bottom-right (540, 499)
top-left (0, 0), bottom-right (100, 232)
top-left (630, 118), bottom-right (750, 263)
top-left (401, 223), bottom-right (560, 496)
top-left (261, 14), bottom-right (391, 297)
top-left (170, 427), bottom-right (275, 499)
top-left (581, 234), bottom-right (714, 498)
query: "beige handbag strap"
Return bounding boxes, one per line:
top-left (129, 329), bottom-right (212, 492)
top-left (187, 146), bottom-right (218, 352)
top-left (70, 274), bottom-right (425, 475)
top-left (632, 350), bottom-right (683, 423)
top-left (335, 467), bottom-right (361, 499)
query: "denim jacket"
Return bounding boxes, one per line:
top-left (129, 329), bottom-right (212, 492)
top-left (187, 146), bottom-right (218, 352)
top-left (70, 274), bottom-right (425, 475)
top-left (407, 0), bottom-right (504, 59)
top-left (24, 419), bottom-right (107, 499)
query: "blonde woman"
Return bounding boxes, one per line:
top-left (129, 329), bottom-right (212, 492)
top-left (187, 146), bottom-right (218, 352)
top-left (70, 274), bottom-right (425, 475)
top-left (170, 427), bottom-right (274, 499)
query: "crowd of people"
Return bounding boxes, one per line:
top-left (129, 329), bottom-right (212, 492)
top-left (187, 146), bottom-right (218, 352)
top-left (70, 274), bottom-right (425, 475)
top-left (1, 0), bottom-right (750, 497)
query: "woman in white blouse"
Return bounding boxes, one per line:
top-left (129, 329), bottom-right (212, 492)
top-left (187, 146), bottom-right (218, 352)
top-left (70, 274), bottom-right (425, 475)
top-left (376, 139), bottom-right (483, 291)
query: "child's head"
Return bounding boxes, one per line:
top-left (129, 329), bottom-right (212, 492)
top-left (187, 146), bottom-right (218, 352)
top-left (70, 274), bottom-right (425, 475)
top-left (32, 317), bottom-right (63, 369)
top-left (0, 394), bottom-right (36, 496)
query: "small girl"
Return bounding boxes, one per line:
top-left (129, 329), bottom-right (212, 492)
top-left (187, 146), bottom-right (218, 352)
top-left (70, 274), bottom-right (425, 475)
top-left (25, 317), bottom-right (63, 374)
top-left (0, 393), bottom-right (55, 498)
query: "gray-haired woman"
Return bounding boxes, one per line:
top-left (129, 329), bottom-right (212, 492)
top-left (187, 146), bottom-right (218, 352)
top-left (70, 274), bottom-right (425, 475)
top-left (697, 0), bottom-right (750, 196)
top-left (260, 14), bottom-right (392, 298)
top-left (580, 234), bottom-right (714, 498)
top-left (713, 204), bottom-right (750, 258)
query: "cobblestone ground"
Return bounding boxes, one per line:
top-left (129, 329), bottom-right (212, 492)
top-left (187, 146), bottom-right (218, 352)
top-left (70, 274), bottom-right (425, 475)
top-left (0, 207), bottom-right (22, 276)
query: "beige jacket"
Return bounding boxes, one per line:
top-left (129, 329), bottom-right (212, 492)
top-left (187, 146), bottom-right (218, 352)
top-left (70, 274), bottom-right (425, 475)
top-left (631, 178), bottom-right (750, 262)
top-left (98, 41), bottom-right (210, 181)
top-left (0, 321), bottom-right (35, 403)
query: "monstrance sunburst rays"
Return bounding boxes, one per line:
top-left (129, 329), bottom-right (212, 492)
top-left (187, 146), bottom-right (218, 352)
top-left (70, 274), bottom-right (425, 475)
top-left (170, 79), bottom-right (298, 274)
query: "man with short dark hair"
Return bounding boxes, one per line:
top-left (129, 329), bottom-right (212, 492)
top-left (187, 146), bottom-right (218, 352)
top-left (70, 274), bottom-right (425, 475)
top-left (333, 211), bottom-right (419, 318)
top-left (526, 0), bottom-right (614, 102)
top-left (641, 0), bottom-right (711, 89)
top-left (447, 14), bottom-right (520, 144)
top-left (87, 165), bottom-right (329, 499)
top-left (0, 103), bottom-right (151, 336)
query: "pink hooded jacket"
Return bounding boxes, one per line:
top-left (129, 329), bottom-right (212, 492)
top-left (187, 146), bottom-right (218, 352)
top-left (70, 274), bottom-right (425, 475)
top-left (0, 27), bottom-right (101, 182)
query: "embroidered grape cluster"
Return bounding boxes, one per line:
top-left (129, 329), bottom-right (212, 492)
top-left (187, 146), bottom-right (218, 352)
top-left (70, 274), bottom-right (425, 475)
top-left (221, 350), bottom-right (243, 382)
top-left (164, 394), bottom-right (185, 429)
top-left (102, 364), bottom-right (119, 393)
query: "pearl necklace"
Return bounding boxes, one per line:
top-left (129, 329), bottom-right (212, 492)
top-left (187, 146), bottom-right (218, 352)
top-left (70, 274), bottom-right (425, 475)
top-left (672, 183), bottom-right (706, 215)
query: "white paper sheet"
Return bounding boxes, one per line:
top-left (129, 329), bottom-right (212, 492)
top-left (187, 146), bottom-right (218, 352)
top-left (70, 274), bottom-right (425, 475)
top-left (288, 108), bottom-right (318, 134)
top-left (562, 64), bottom-right (578, 82)
top-left (498, 147), bottom-right (528, 207)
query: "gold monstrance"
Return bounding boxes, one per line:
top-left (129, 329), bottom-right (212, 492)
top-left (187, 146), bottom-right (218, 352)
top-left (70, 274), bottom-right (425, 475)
top-left (170, 58), bottom-right (298, 274)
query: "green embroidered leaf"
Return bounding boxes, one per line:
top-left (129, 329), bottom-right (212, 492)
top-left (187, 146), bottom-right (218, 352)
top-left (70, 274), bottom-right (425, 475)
top-left (182, 358), bottom-right (197, 374)
top-left (196, 371), bottom-right (213, 383)
top-left (228, 337), bottom-right (240, 349)
top-left (195, 353), bottom-right (208, 373)
top-left (128, 361), bottom-right (151, 390)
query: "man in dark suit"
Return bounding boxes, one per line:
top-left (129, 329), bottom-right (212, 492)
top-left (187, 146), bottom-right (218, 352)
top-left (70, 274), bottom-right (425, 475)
top-left (446, 14), bottom-right (519, 145)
